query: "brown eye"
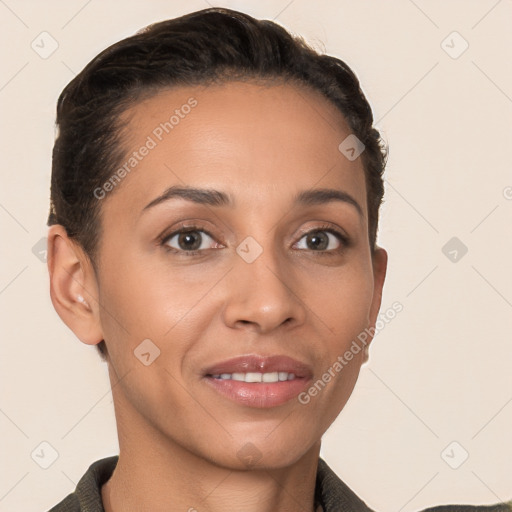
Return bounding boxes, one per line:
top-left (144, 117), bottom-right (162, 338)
top-left (163, 229), bottom-right (216, 253)
top-left (305, 231), bottom-right (330, 251)
top-left (295, 228), bottom-right (346, 252)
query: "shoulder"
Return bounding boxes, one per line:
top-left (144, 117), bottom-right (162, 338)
top-left (316, 457), bottom-right (376, 511)
top-left (419, 504), bottom-right (512, 512)
top-left (316, 457), bottom-right (512, 512)
top-left (47, 492), bottom-right (79, 512)
top-left (47, 456), bottom-right (118, 512)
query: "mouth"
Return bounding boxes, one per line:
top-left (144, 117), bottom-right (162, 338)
top-left (209, 371), bottom-right (298, 383)
top-left (202, 354), bottom-right (313, 408)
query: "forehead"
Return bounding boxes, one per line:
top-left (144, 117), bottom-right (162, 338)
top-left (102, 80), bottom-right (367, 220)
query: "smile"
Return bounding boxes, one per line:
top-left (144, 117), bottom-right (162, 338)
top-left (203, 355), bottom-right (312, 408)
top-left (210, 372), bottom-right (297, 382)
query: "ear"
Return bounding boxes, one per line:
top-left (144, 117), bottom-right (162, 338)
top-left (364, 246), bottom-right (388, 358)
top-left (47, 224), bottom-right (104, 346)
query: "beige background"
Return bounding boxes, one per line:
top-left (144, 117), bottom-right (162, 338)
top-left (1, 0), bottom-right (511, 510)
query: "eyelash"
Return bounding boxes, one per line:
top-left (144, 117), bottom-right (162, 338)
top-left (159, 223), bottom-right (350, 257)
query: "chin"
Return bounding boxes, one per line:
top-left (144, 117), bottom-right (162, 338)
top-left (202, 431), bottom-right (319, 472)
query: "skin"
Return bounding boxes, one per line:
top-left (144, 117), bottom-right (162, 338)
top-left (47, 80), bottom-right (387, 512)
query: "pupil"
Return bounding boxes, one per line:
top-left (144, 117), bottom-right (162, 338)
top-left (308, 232), bottom-right (328, 250)
top-left (179, 231), bottom-right (201, 250)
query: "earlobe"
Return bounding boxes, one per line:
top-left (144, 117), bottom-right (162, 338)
top-left (366, 245), bottom-right (388, 345)
top-left (47, 225), bottom-right (104, 346)
top-left (373, 246), bottom-right (388, 298)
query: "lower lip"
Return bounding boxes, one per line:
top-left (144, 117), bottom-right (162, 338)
top-left (204, 376), bottom-right (311, 408)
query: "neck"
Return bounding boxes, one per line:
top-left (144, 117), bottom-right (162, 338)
top-left (102, 370), bottom-right (322, 512)
top-left (102, 445), bottom-right (321, 512)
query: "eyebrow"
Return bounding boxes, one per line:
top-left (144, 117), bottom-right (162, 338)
top-left (141, 185), bottom-right (363, 217)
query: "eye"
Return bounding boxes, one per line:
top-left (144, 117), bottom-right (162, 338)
top-left (159, 223), bottom-right (349, 256)
top-left (162, 227), bottom-right (219, 254)
top-left (294, 227), bottom-right (347, 252)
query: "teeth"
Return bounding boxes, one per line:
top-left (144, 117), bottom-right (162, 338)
top-left (211, 372), bottom-right (296, 382)
top-left (245, 372), bottom-right (262, 382)
top-left (262, 372), bottom-right (279, 382)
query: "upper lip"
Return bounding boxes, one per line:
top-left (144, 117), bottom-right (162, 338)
top-left (203, 354), bottom-right (313, 379)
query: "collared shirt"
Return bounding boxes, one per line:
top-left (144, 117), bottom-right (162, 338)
top-left (48, 455), bottom-right (512, 512)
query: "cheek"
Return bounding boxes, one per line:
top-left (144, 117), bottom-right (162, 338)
top-left (97, 255), bottom-right (182, 336)
top-left (305, 263), bottom-right (374, 413)
top-left (314, 261), bottom-right (375, 342)
top-left (96, 253), bottom-right (217, 373)
top-left (96, 264), bottom-right (205, 425)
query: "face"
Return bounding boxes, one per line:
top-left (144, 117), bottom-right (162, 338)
top-left (91, 81), bottom-right (386, 469)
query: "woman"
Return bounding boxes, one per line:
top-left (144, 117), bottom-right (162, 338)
top-left (46, 7), bottom-right (511, 512)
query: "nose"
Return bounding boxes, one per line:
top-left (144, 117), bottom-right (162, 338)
top-left (221, 242), bottom-right (307, 335)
